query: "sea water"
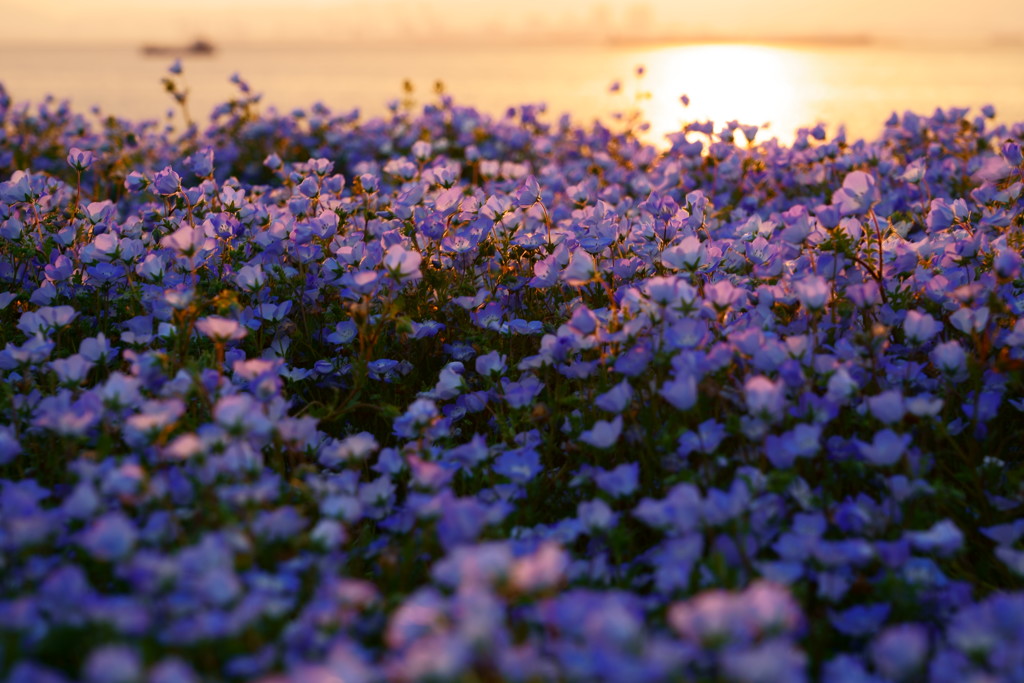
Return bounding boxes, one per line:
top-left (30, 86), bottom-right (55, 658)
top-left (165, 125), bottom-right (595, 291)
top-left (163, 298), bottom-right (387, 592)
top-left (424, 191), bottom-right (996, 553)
top-left (2, 42), bottom-right (1023, 146)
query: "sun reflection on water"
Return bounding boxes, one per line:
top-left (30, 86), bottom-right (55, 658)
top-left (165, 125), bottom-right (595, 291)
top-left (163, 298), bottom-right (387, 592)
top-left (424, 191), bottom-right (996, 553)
top-left (629, 43), bottom-right (821, 147)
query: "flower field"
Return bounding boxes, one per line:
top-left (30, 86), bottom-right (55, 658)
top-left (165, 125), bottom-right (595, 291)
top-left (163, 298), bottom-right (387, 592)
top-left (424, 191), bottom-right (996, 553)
top-left (1, 66), bottom-right (1023, 682)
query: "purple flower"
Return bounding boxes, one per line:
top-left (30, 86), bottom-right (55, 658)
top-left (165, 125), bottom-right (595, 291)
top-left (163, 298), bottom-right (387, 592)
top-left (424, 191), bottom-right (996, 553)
top-left (905, 393), bottom-right (943, 417)
top-left (83, 644), bottom-right (141, 683)
top-left (745, 375), bottom-right (785, 421)
top-left (765, 423), bottom-right (822, 468)
top-left (160, 224), bottom-right (209, 257)
top-left (252, 505), bottom-right (307, 542)
top-left (832, 170), bottom-right (879, 215)
top-left (662, 235), bottom-right (708, 270)
top-left (994, 248), bottom-right (1022, 279)
top-left (235, 264), bottom-right (265, 291)
top-left (475, 350), bottom-right (507, 378)
top-left (594, 463), bottom-right (639, 498)
top-left (594, 380), bottom-right (633, 413)
top-left (579, 415), bottom-right (623, 449)
top-left (793, 275), bottom-right (829, 311)
top-left (866, 390), bottom-right (905, 425)
top-left (903, 310), bottom-right (942, 344)
top-left (80, 512), bottom-right (138, 561)
top-left (393, 398), bottom-right (439, 439)
top-left (49, 354), bottom-right (94, 386)
top-left (926, 198), bottom-right (955, 231)
top-left (514, 174), bottom-right (542, 207)
top-left (99, 372), bottom-right (142, 409)
top-left (0, 426), bottom-right (22, 466)
top-left (215, 394), bottom-right (272, 437)
top-left (67, 147), bottom-right (94, 171)
top-left (846, 281), bottom-right (880, 308)
top-left (148, 657), bottom-right (200, 683)
top-left (931, 340), bottom-right (967, 377)
top-left (1002, 140), bottom-right (1023, 166)
top-left (383, 244), bottom-right (423, 283)
top-left (578, 498), bottom-right (616, 531)
top-left (871, 624), bottom-right (929, 681)
top-left (644, 275), bottom-right (697, 307)
top-left (152, 167), bottom-right (182, 196)
top-left (705, 279), bottom-right (743, 311)
top-left (721, 640), bottom-right (808, 683)
top-left (949, 306), bottom-right (989, 335)
top-left (906, 519), bottom-right (963, 556)
top-left (501, 375), bottom-right (544, 408)
top-left (780, 204), bottom-right (814, 244)
top-left (562, 250), bottom-right (597, 286)
top-left (678, 419), bottom-right (727, 456)
top-left (421, 361), bottom-right (463, 401)
top-left (829, 603), bottom-right (891, 637)
top-left (856, 429), bottom-right (911, 466)
top-left (184, 146), bottom-right (214, 178)
top-left (493, 446), bottom-right (541, 484)
top-left (17, 305), bottom-right (78, 335)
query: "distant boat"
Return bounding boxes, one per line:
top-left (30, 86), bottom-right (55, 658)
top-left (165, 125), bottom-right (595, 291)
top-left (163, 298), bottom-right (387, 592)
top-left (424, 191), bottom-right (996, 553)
top-left (141, 39), bottom-right (215, 57)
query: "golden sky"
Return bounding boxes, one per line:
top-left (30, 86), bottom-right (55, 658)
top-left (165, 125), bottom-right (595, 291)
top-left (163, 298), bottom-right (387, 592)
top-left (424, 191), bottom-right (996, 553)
top-left (2, 0), bottom-right (1022, 47)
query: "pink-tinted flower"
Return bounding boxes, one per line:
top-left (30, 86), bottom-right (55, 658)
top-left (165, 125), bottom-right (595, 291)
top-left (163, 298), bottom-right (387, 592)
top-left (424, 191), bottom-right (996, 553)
top-left (562, 250), bottom-right (597, 286)
top-left (195, 316), bottom-right (247, 342)
top-left (510, 541), bottom-right (568, 592)
top-left (745, 375), bottom-right (784, 420)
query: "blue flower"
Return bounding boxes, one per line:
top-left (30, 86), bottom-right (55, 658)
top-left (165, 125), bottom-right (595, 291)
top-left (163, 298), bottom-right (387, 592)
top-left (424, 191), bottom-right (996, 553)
top-left (83, 644), bottom-right (141, 683)
top-left (856, 429), bottom-right (911, 466)
top-left (493, 446), bottom-right (541, 484)
top-left (871, 623), bottom-right (929, 681)
top-left (829, 603), bottom-right (891, 637)
top-left (80, 512), bottom-right (138, 561)
top-left (905, 519), bottom-right (963, 557)
top-left (579, 416), bottom-right (623, 449)
top-left (594, 463), bottom-right (639, 498)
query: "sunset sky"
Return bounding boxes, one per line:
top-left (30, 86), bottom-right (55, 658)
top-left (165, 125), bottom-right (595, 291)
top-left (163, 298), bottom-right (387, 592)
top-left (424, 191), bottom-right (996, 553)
top-left (3, 0), bottom-right (1022, 47)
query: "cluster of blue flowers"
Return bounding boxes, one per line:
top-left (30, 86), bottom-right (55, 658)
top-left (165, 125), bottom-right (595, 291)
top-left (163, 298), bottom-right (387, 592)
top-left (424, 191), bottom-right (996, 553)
top-left (1, 65), bottom-right (1023, 682)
